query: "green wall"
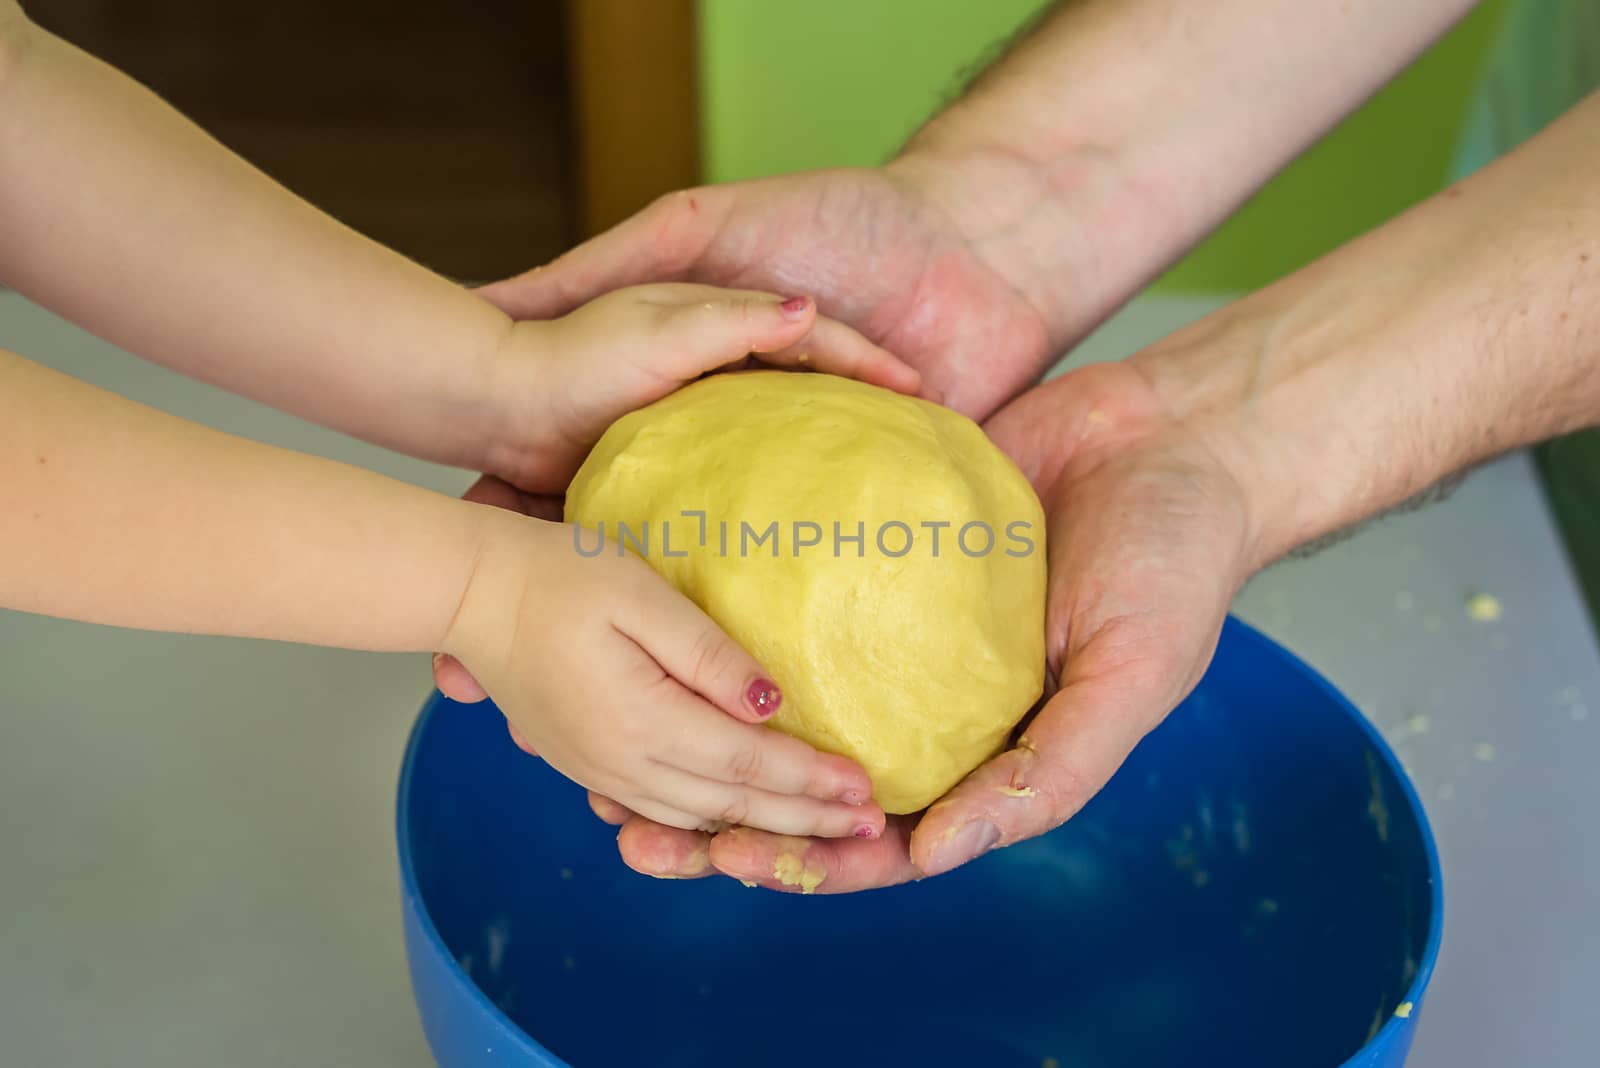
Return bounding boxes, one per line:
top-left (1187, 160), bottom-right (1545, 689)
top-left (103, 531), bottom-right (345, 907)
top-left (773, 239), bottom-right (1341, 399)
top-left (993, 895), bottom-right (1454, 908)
top-left (698, 0), bottom-right (1597, 634)
top-left (698, 0), bottom-right (1509, 292)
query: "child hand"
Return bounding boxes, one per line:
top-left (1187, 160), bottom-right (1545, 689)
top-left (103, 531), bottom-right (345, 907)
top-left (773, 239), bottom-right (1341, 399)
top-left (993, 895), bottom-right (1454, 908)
top-left (484, 284), bottom-right (924, 493)
top-left (441, 513), bottom-right (887, 839)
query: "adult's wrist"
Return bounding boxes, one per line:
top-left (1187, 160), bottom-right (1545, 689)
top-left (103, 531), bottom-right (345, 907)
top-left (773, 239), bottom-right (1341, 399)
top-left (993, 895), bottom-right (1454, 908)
top-left (887, 125), bottom-right (1178, 358)
top-left (1127, 152), bottom-right (1600, 574)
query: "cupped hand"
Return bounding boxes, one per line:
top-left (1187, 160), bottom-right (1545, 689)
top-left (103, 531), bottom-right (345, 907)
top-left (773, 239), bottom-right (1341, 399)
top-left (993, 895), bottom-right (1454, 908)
top-left (578, 360), bottom-right (1261, 890)
top-left (474, 166), bottom-right (1055, 421)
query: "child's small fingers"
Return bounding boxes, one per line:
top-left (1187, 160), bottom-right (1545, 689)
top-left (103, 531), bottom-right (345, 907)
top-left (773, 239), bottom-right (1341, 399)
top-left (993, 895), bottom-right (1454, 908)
top-left (616, 578), bottom-right (783, 726)
top-left (630, 283), bottom-right (922, 396)
top-left (640, 767), bottom-right (886, 840)
top-left (652, 290), bottom-right (817, 379)
top-left (757, 315), bottom-right (924, 396)
top-left (651, 692), bottom-right (875, 804)
top-left (618, 795), bottom-right (717, 835)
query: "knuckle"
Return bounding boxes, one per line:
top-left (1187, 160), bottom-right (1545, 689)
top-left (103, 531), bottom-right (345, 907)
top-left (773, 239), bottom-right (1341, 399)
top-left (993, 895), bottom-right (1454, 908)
top-left (688, 627), bottom-right (738, 689)
top-left (611, 709), bottom-right (656, 752)
top-left (647, 188), bottom-right (693, 215)
top-left (644, 188), bottom-right (709, 272)
top-left (723, 742), bottom-right (764, 785)
top-left (1034, 759), bottom-right (1095, 825)
top-left (713, 793), bottom-right (750, 827)
top-left (737, 297), bottom-right (761, 345)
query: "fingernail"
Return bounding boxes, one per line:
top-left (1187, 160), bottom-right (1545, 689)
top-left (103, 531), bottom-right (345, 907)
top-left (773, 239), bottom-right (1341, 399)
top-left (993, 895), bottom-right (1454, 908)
top-left (745, 677), bottom-right (782, 717)
top-left (779, 296), bottom-right (810, 320)
top-left (853, 824), bottom-right (876, 839)
top-left (931, 819), bottom-right (1000, 874)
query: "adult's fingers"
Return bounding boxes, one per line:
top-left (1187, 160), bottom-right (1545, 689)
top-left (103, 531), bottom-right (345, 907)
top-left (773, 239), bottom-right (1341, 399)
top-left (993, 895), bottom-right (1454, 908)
top-left (707, 823), bottom-right (923, 895)
top-left (910, 637), bottom-right (1198, 876)
top-left (459, 474), bottom-right (565, 521)
top-left (615, 817), bottom-right (717, 879)
top-left (432, 652), bottom-right (489, 704)
top-left (588, 791), bottom-right (632, 825)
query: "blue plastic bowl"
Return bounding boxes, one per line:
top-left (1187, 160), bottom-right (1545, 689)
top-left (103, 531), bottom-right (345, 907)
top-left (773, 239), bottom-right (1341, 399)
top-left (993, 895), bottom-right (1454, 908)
top-left (397, 616), bottom-right (1442, 1068)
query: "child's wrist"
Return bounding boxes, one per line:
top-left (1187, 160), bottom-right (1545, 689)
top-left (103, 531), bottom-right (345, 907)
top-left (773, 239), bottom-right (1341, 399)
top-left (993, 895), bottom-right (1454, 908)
top-left (476, 318), bottom-right (560, 490)
top-left (439, 505), bottom-right (551, 675)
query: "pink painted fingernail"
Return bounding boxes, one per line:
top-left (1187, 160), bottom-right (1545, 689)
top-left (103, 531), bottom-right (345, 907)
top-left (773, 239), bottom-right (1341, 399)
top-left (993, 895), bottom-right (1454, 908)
top-left (779, 296), bottom-right (810, 320)
top-left (853, 824), bottom-right (876, 839)
top-left (745, 677), bottom-right (782, 717)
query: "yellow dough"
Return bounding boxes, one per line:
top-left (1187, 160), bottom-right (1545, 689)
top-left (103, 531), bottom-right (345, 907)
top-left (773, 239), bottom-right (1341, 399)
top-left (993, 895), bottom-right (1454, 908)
top-left (565, 371), bottom-right (1046, 814)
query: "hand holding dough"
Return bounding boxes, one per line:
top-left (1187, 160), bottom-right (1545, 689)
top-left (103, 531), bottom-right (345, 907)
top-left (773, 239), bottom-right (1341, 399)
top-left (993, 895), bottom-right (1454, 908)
top-left (566, 371), bottom-right (1046, 813)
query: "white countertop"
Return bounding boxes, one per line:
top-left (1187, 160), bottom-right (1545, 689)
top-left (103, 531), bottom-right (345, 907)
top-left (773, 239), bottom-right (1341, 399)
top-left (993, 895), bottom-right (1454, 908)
top-left (3, 291), bottom-right (1597, 1066)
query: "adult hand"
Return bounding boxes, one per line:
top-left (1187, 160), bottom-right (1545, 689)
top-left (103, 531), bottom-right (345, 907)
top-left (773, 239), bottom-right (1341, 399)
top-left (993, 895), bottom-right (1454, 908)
top-left (473, 165), bottom-right (1058, 421)
top-left (586, 359), bottom-right (1261, 890)
top-left (646, 82), bottom-right (1600, 886)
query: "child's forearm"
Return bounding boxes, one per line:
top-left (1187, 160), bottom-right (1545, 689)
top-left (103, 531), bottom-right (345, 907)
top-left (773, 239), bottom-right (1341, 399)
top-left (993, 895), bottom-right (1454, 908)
top-left (2, 348), bottom-right (507, 651)
top-left (0, 11), bottom-right (511, 473)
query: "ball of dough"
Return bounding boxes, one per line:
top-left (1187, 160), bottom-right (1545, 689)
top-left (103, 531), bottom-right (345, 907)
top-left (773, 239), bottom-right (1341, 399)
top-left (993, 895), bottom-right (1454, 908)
top-left (565, 371), bottom-right (1046, 814)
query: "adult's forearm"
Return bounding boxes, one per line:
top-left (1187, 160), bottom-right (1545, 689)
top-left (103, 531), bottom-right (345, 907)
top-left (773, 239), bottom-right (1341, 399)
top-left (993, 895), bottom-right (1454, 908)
top-left (1132, 89), bottom-right (1600, 568)
top-left (0, 11), bottom-right (508, 470)
top-left (0, 349), bottom-right (499, 652)
top-left (894, 0), bottom-right (1481, 355)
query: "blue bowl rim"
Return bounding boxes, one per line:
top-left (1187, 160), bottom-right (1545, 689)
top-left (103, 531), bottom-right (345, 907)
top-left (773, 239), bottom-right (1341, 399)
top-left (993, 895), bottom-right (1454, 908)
top-left (394, 613), bottom-right (1445, 1067)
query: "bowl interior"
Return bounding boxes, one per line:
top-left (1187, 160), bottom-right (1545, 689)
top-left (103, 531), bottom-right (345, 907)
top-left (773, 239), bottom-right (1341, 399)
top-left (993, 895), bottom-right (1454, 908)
top-left (401, 619), bottom-right (1438, 1068)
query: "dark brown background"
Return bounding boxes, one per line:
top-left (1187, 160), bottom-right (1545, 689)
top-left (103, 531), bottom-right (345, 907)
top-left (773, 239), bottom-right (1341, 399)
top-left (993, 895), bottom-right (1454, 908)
top-left (28, 0), bottom-right (578, 282)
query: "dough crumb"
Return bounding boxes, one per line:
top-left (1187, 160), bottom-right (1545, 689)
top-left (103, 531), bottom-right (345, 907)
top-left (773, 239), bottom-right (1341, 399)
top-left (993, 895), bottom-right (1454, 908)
top-left (1465, 592), bottom-right (1502, 623)
top-left (1042, 1058), bottom-right (1062, 1068)
top-left (773, 852), bottom-right (826, 894)
top-left (738, 879), bottom-right (758, 888)
top-left (1473, 742), bottom-right (1497, 763)
top-left (559, 867), bottom-right (573, 880)
top-left (1393, 1001), bottom-right (1414, 1019)
top-left (997, 785), bottom-right (1036, 798)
